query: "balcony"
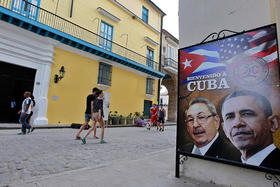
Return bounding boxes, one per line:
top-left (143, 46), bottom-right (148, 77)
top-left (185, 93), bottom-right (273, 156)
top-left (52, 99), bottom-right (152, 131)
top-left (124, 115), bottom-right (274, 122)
top-left (0, 0), bottom-right (163, 78)
top-left (163, 58), bottom-right (178, 74)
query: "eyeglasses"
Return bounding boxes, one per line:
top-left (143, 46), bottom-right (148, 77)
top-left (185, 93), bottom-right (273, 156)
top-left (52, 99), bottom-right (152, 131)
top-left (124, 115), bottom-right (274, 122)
top-left (186, 114), bottom-right (216, 126)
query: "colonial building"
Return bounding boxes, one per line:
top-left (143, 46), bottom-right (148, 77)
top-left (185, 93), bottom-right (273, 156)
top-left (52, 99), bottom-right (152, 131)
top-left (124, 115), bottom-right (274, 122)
top-left (160, 29), bottom-right (178, 121)
top-left (0, 0), bottom-right (165, 124)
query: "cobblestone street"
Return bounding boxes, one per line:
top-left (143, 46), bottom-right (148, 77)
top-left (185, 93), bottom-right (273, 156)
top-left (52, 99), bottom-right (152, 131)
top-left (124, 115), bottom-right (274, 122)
top-left (0, 126), bottom-right (176, 186)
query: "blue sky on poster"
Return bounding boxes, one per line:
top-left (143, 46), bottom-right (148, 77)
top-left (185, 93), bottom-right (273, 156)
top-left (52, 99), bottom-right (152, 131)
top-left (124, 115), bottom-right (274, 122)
top-left (152, 0), bottom-right (179, 39)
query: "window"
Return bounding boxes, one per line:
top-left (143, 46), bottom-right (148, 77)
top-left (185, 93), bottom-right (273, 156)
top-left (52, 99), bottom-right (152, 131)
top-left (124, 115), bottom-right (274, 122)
top-left (98, 62), bottom-right (112, 86)
top-left (99, 21), bottom-right (113, 51)
top-left (146, 47), bottom-right (154, 68)
top-left (146, 78), bottom-right (154, 95)
top-left (11, 0), bottom-right (40, 20)
top-left (167, 44), bottom-right (175, 60)
top-left (142, 6), bottom-right (149, 23)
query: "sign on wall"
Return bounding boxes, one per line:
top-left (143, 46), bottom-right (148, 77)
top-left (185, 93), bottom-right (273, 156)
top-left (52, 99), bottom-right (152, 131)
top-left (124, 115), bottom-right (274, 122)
top-left (177, 24), bottom-right (280, 173)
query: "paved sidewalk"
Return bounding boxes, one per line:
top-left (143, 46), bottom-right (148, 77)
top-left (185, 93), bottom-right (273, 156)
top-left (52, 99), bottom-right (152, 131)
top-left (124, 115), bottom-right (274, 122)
top-left (9, 148), bottom-right (223, 187)
top-left (0, 126), bottom-right (222, 187)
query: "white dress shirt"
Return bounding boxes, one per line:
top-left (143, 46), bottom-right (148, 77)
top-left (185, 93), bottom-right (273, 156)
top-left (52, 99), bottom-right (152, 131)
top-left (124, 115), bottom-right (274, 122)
top-left (191, 133), bottom-right (219, 156)
top-left (241, 144), bottom-right (276, 166)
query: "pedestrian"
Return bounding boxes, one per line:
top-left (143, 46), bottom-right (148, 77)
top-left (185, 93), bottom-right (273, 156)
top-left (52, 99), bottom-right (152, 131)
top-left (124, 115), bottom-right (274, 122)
top-left (26, 94), bottom-right (36, 133)
top-left (75, 87), bottom-right (99, 140)
top-left (17, 91), bottom-right (32, 135)
top-left (9, 97), bottom-right (17, 122)
top-left (82, 90), bottom-right (107, 144)
top-left (148, 104), bottom-right (159, 130)
top-left (158, 104), bottom-right (166, 131)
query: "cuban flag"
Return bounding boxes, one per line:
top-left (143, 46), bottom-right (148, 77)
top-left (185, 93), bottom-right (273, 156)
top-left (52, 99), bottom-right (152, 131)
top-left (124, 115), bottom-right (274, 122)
top-left (180, 45), bottom-right (226, 84)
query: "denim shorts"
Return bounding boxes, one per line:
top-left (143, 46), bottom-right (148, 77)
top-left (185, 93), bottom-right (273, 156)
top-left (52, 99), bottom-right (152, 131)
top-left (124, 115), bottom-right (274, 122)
top-left (84, 113), bottom-right (91, 122)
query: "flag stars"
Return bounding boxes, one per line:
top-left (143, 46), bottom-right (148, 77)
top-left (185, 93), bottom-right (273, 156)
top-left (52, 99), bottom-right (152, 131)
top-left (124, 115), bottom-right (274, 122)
top-left (182, 58), bottom-right (192, 69)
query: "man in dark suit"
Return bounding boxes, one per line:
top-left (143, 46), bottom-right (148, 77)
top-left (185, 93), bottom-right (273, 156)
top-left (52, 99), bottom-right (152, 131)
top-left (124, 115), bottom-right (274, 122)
top-left (222, 90), bottom-right (280, 169)
top-left (181, 96), bottom-right (241, 161)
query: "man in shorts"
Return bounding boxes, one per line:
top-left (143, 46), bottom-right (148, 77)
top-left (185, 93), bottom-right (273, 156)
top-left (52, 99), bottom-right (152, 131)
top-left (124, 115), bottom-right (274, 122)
top-left (75, 87), bottom-right (99, 139)
top-left (158, 104), bottom-right (166, 131)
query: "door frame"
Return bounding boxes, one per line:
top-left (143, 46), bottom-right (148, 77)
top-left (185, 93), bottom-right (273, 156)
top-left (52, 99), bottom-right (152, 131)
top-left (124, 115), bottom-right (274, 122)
top-left (0, 20), bottom-right (55, 125)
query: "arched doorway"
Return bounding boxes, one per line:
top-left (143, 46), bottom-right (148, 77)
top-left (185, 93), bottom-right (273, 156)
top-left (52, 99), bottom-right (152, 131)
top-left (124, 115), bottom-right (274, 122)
top-left (161, 76), bottom-right (177, 121)
top-left (160, 85), bottom-right (169, 120)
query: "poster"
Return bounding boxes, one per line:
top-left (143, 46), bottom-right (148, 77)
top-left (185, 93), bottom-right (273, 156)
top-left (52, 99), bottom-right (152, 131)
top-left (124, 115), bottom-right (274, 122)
top-left (178, 24), bottom-right (280, 173)
top-left (103, 92), bottom-right (110, 121)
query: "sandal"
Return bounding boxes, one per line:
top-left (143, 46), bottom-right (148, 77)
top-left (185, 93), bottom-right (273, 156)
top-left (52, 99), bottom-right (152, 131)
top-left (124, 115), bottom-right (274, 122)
top-left (100, 140), bottom-right (107, 144)
top-left (81, 138), bottom-right (86, 144)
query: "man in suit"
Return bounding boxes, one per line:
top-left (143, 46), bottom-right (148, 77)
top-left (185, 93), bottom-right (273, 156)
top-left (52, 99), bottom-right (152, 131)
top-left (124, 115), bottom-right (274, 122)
top-left (222, 90), bottom-right (280, 169)
top-left (181, 96), bottom-right (240, 161)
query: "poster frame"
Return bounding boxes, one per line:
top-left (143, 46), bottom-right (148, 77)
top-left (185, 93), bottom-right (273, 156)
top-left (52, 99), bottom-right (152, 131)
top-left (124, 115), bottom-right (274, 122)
top-left (176, 23), bottom-right (280, 176)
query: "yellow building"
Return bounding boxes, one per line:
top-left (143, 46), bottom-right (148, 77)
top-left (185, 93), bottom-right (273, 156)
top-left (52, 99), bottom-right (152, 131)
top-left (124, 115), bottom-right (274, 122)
top-left (0, 0), bottom-right (165, 124)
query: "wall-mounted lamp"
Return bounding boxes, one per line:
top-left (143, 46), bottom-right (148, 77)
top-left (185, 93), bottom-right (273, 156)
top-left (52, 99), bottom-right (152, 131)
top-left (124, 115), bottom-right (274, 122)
top-left (54, 66), bottom-right (65, 83)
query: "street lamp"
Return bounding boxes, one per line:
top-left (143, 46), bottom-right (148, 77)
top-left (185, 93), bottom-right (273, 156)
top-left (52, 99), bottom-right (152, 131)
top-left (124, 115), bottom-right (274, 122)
top-left (54, 66), bottom-right (65, 83)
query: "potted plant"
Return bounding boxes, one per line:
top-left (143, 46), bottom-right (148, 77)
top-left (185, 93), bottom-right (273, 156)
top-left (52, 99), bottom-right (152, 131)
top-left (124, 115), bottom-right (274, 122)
top-left (126, 113), bottom-right (133, 125)
top-left (119, 115), bottom-right (126, 125)
top-left (111, 111), bottom-right (120, 125)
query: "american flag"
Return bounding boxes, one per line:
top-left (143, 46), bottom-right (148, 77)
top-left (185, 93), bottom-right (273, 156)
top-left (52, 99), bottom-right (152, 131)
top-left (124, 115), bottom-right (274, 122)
top-left (219, 26), bottom-right (278, 68)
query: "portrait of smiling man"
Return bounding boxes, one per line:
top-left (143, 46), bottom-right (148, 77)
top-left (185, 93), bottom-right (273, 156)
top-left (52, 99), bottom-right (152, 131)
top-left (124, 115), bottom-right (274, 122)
top-left (181, 96), bottom-right (240, 161)
top-left (222, 90), bottom-right (280, 169)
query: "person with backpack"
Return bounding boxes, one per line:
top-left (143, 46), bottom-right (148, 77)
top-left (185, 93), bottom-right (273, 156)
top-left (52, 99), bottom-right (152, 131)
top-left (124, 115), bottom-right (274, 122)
top-left (158, 104), bottom-right (166, 131)
top-left (82, 90), bottom-right (106, 144)
top-left (18, 91), bottom-right (32, 135)
top-left (26, 94), bottom-right (36, 133)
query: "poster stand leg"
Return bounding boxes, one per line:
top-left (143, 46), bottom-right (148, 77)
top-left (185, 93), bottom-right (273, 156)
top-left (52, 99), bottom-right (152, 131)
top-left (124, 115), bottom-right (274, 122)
top-left (175, 151), bottom-right (180, 178)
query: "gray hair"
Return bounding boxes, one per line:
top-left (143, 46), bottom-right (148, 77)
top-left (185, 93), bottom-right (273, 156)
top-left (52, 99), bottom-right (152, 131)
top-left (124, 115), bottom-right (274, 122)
top-left (188, 96), bottom-right (217, 115)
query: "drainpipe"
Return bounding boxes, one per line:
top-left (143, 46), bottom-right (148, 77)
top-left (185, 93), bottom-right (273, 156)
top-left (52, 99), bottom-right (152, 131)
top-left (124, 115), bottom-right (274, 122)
top-left (157, 15), bottom-right (164, 104)
top-left (70, 0), bottom-right (74, 17)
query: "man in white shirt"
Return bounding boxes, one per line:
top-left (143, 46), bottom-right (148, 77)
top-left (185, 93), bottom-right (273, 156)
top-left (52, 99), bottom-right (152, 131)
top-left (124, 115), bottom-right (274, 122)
top-left (222, 90), bottom-right (280, 170)
top-left (18, 91), bottom-right (32, 135)
top-left (181, 96), bottom-right (240, 161)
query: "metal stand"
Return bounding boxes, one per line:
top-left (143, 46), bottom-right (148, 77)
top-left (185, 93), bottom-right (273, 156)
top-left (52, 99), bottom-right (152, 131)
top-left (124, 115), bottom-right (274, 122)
top-left (200, 29), bottom-right (242, 44)
top-left (175, 151), bottom-right (180, 178)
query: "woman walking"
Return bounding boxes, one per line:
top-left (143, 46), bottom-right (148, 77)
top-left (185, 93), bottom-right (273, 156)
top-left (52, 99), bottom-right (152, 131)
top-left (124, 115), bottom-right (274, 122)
top-left (147, 104), bottom-right (159, 130)
top-left (82, 90), bottom-right (106, 144)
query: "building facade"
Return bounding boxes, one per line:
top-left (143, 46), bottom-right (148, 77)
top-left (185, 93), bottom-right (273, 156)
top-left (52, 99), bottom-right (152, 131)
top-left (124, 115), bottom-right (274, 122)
top-left (0, 0), bottom-right (165, 124)
top-left (160, 29), bottom-right (178, 121)
top-left (179, 0), bottom-right (280, 186)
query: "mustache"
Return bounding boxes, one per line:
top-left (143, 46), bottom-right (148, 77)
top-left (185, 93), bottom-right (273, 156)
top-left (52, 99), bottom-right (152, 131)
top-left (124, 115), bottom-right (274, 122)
top-left (193, 128), bottom-right (206, 135)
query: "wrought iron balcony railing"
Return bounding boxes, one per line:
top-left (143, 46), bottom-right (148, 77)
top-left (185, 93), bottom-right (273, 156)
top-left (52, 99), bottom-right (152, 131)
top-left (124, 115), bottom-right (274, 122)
top-left (0, 0), bottom-right (160, 71)
top-left (164, 58), bottom-right (178, 69)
